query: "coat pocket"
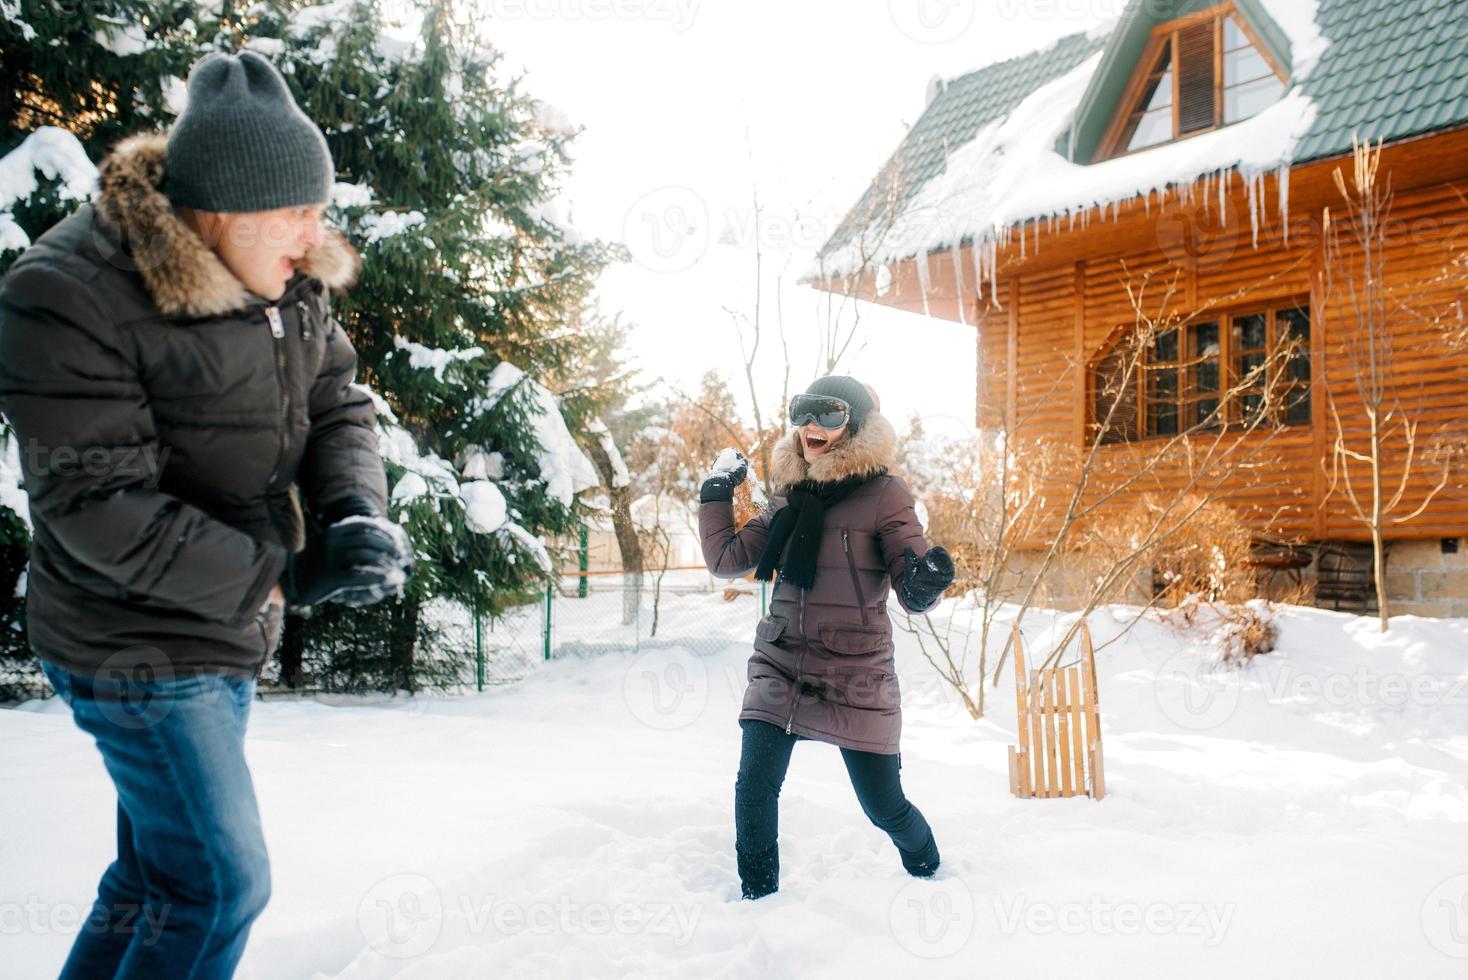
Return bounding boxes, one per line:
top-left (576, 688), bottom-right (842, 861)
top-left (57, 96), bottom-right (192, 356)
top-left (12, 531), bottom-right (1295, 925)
top-left (755, 614), bottom-right (788, 643)
top-left (817, 622), bottom-right (890, 656)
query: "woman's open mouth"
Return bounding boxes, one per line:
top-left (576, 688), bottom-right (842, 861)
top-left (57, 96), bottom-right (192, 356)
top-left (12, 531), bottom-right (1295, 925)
top-left (804, 434), bottom-right (829, 450)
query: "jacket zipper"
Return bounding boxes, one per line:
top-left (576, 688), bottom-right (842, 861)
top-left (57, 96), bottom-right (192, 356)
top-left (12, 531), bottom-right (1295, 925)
top-left (264, 306), bottom-right (289, 487)
top-left (842, 528), bottom-right (871, 626)
top-left (296, 299), bottom-right (313, 340)
top-left (785, 588), bottom-right (807, 734)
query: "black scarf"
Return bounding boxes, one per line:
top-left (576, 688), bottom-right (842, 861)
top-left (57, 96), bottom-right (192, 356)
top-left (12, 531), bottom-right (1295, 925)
top-left (754, 469), bottom-right (885, 589)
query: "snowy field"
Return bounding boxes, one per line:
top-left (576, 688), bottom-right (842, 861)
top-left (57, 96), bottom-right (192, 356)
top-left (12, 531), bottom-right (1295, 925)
top-left (4, 590), bottom-right (1468, 978)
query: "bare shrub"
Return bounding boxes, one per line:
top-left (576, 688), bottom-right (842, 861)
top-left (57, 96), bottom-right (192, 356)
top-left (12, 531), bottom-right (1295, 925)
top-left (1157, 597), bottom-right (1280, 668)
top-left (1079, 492), bottom-right (1258, 607)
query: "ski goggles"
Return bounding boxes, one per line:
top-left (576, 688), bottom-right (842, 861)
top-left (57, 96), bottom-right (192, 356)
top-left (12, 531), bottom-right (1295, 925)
top-left (788, 393), bottom-right (850, 430)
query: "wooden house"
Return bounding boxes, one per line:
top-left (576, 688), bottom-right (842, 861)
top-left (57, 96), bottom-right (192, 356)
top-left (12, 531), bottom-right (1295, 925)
top-left (813, 0), bottom-right (1468, 616)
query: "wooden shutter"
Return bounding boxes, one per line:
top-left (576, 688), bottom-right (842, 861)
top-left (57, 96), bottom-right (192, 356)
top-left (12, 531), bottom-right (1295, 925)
top-left (1176, 22), bottom-right (1216, 134)
top-left (1091, 345), bottom-right (1138, 445)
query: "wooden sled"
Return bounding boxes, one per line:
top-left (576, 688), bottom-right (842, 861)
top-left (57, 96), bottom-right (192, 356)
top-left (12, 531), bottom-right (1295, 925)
top-left (1006, 619), bottom-right (1105, 800)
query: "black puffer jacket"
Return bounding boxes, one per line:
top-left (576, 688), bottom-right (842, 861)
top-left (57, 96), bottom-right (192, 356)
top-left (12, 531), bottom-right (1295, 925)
top-left (0, 133), bottom-right (387, 679)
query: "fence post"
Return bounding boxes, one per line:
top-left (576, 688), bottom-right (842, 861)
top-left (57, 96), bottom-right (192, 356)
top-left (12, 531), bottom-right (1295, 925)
top-left (578, 523), bottom-right (589, 598)
top-left (474, 594), bottom-right (485, 692)
top-left (543, 581), bottom-right (553, 661)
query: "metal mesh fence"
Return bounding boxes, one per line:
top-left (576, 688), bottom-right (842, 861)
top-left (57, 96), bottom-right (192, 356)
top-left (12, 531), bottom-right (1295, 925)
top-left (424, 568), bottom-right (769, 690)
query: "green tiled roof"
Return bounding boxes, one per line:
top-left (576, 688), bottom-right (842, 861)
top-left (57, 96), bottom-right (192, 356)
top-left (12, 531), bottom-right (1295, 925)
top-left (819, 0), bottom-right (1468, 265)
top-left (1298, 0), bottom-right (1468, 160)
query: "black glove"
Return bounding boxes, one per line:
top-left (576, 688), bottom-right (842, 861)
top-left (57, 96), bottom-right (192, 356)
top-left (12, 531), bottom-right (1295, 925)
top-left (699, 450), bottom-right (749, 503)
top-left (899, 545), bottom-right (954, 612)
top-left (282, 519), bottom-right (403, 610)
top-left (325, 515), bottom-right (415, 607)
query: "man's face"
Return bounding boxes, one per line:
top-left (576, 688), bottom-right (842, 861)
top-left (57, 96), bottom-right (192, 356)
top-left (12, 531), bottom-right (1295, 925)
top-left (190, 204), bottom-right (326, 301)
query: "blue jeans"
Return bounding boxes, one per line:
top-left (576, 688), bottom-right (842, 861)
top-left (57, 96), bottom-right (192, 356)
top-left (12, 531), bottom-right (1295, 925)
top-left (41, 660), bottom-right (271, 980)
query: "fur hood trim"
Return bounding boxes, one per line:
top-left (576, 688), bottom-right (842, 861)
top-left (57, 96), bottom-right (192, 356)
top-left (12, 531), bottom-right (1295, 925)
top-left (768, 408), bottom-right (896, 491)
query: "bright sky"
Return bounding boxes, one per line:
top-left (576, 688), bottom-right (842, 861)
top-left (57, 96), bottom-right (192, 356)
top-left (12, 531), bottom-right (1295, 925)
top-left (477, 0), bottom-right (1118, 438)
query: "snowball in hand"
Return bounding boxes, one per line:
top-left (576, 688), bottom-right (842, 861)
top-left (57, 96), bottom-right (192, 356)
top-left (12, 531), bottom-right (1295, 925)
top-left (333, 514), bottom-right (414, 601)
top-left (706, 448), bottom-right (748, 483)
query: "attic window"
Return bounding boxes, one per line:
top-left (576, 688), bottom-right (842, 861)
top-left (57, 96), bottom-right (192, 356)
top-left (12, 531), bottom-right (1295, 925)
top-left (1101, 3), bottom-right (1288, 161)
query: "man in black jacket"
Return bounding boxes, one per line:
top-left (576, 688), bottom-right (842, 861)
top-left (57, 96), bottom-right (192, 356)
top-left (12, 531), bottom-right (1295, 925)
top-left (0, 51), bottom-right (411, 978)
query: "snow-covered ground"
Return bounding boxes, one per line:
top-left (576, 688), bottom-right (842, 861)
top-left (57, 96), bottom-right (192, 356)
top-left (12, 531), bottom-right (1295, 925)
top-left (4, 591), bottom-right (1467, 978)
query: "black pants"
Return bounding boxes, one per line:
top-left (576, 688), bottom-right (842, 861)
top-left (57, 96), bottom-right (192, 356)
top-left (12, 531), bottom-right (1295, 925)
top-left (734, 718), bottom-right (934, 859)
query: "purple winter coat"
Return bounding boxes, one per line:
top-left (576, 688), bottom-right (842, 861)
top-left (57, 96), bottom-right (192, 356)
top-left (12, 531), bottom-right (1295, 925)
top-left (699, 408), bottom-right (935, 754)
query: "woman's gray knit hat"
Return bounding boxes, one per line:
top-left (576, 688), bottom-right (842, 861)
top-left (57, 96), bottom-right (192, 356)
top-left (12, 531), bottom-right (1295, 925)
top-left (803, 375), bottom-right (875, 433)
top-left (165, 50), bottom-right (333, 213)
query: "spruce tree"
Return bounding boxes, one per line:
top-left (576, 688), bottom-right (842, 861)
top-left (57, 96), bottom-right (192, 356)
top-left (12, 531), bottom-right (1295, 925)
top-left (1, 0), bottom-right (620, 692)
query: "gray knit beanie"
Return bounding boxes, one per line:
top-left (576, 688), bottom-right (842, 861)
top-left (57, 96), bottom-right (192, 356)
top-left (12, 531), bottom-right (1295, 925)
top-left (165, 50), bottom-right (333, 213)
top-left (803, 375), bottom-right (875, 433)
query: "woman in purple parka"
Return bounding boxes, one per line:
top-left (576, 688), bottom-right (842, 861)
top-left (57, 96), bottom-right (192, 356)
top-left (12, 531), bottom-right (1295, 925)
top-left (697, 375), bottom-right (955, 900)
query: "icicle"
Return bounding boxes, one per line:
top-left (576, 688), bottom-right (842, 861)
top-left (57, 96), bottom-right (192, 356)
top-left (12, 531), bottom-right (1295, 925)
top-left (1277, 161), bottom-right (1292, 248)
top-left (1245, 170), bottom-right (1261, 249)
top-left (993, 238), bottom-right (1000, 305)
top-left (972, 235), bottom-right (985, 303)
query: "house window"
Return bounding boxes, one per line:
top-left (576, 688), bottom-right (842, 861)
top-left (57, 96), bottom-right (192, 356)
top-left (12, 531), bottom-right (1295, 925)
top-left (1102, 3), bottom-right (1288, 161)
top-left (1088, 302), bottom-right (1311, 444)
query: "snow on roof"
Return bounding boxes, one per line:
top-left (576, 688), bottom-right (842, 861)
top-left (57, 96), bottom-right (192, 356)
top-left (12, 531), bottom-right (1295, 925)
top-left (815, 0), bottom-right (1346, 298)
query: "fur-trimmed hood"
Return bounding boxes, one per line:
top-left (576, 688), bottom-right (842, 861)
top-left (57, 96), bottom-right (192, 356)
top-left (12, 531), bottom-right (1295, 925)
top-left (767, 408), bottom-right (897, 491)
top-left (94, 132), bottom-right (360, 318)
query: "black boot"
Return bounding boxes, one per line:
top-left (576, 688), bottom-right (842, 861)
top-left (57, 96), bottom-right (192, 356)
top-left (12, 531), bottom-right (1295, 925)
top-left (737, 844), bottom-right (779, 899)
top-left (898, 831), bottom-right (940, 878)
